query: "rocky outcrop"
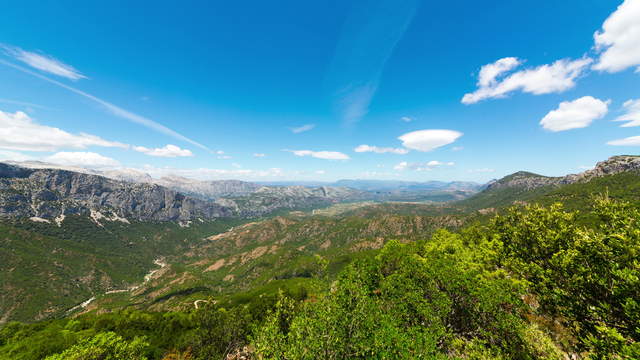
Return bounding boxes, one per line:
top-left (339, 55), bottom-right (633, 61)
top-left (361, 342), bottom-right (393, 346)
top-left (154, 176), bottom-right (261, 199)
top-left (484, 171), bottom-right (563, 191)
top-left (0, 163), bottom-right (232, 222)
top-left (485, 155), bottom-right (640, 192)
top-left (564, 155), bottom-right (640, 183)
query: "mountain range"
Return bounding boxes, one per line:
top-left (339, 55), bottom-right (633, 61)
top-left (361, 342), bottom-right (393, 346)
top-left (1, 155), bottom-right (639, 325)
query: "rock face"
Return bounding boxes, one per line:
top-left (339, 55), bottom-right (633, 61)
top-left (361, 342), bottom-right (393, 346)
top-left (564, 155), bottom-right (640, 183)
top-left (154, 176), bottom-right (261, 199)
top-left (0, 163), bottom-right (232, 222)
top-left (484, 171), bottom-right (563, 191)
top-left (485, 155), bottom-right (640, 191)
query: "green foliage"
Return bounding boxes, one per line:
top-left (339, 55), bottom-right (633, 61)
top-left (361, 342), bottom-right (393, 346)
top-left (44, 332), bottom-right (149, 360)
top-left (252, 235), bottom-right (556, 359)
top-left (3, 194), bottom-right (640, 359)
top-left (483, 197), bottom-right (640, 358)
top-left (0, 216), bottom-right (244, 323)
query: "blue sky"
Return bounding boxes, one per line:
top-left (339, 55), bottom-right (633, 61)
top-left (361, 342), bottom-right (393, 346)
top-left (0, 0), bottom-right (639, 182)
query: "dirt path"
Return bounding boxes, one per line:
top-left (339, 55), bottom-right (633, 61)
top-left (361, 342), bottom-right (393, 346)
top-left (68, 258), bottom-right (167, 313)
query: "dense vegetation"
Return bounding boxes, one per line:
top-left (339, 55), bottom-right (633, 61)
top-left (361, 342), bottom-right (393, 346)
top-left (0, 216), bottom-right (246, 322)
top-left (2, 195), bottom-right (638, 359)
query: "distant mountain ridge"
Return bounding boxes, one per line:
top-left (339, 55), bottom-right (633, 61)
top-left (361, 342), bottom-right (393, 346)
top-left (485, 155), bottom-right (640, 191)
top-left (0, 162), bottom-right (368, 222)
top-left (463, 155), bottom-right (640, 211)
top-left (0, 163), bottom-right (232, 222)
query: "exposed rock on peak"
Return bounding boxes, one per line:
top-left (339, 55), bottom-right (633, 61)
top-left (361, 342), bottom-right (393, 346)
top-left (485, 171), bottom-right (562, 191)
top-left (564, 155), bottom-right (640, 183)
top-left (0, 163), bottom-right (232, 222)
top-left (485, 155), bottom-right (640, 192)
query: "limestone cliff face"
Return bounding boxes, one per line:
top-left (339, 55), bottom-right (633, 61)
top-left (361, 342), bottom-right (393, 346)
top-left (485, 155), bottom-right (640, 192)
top-left (0, 163), bottom-right (233, 221)
top-left (564, 155), bottom-right (640, 182)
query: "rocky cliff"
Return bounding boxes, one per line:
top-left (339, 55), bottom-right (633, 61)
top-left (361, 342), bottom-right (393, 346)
top-left (0, 163), bottom-right (232, 222)
top-left (154, 176), bottom-right (261, 199)
top-left (485, 155), bottom-right (640, 191)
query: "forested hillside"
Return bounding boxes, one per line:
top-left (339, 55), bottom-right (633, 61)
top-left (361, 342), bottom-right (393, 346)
top-left (2, 156), bottom-right (640, 359)
top-left (2, 196), bottom-right (638, 359)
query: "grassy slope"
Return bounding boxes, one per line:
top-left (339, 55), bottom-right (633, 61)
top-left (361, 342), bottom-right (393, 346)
top-left (84, 211), bottom-right (469, 314)
top-left (4, 171), bottom-right (640, 324)
top-left (0, 216), bottom-right (246, 323)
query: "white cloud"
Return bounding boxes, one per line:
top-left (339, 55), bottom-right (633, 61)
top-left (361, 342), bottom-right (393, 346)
top-left (217, 155), bottom-right (232, 160)
top-left (253, 153), bottom-right (266, 158)
top-left (477, 57), bottom-right (521, 87)
top-left (400, 116), bottom-right (413, 122)
top-left (133, 144), bottom-right (193, 158)
top-left (0, 110), bottom-right (127, 151)
top-left (467, 168), bottom-right (495, 173)
top-left (45, 152), bottom-right (120, 168)
top-left (0, 150), bottom-right (33, 162)
top-left (614, 99), bottom-right (640, 127)
top-left (289, 124), bottom-right (316, 134)
top-left (0, 59), bottom-right (209, 151)
top-left (140, 164), bottom-right (286, 180)
top-left (288, 150), bottom-right (350, 160)
top-left (315, 170), bottom-right (326, 175)
top-left (354, 144), bottom-right (409, 154)
top-left (1, 45), bottom-right (86, 80)
top-left (593, 0), bottom-right (640, 73)
top-left (452, 146), bottom-right (464, 151)
top-left (539, 96), bottom-right (609, 132)
top-left (215, 150), bottom-right (225, 155)
top-left (393, 161), bottom-right (408, 171)
top-left (394, 160), bottom-right (454, 171)
top-left (607, 135), bottom-right (640, 146)
top-left (462, 57), bottom-right (592, 104)
top-left (398, 129), bottom-right (462, 152)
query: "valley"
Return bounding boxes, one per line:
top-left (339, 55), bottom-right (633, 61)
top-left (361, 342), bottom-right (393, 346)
top-left (1, 155), bottom-right (640, 359)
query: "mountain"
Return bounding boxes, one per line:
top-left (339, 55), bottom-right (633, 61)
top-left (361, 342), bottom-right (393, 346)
top-left (74, 155), bottom-right (640, 339)
top-left (154, 176), bottom-right (261, 199)
top-left (214, 185), bottom-right (369, 217)
top-left (0, 163), bottom-right (232, 223)
top-left (462, 155), bottom-right (640, 211)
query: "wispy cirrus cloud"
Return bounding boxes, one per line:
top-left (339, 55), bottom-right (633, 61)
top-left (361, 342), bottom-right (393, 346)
top-left (614, 99), bottom-right (640, 127)
top-left (1, 44), bottom-right (87, 80)
top-left (289, 124), bottom-right (315, 134)
top-left (325, 0), bottom-right (418, 125)
top-left (0, 98), bottom-right (53, 110)
top-left (354, 144), bottom-right (408, 154)
top-left (607, 136), bottom-right (640, 146)
top-left (0, 52), bottom-right (209, 151)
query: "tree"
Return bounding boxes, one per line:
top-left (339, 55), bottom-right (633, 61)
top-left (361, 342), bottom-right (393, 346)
top-left (44, 332), bottom-right (149, 360)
